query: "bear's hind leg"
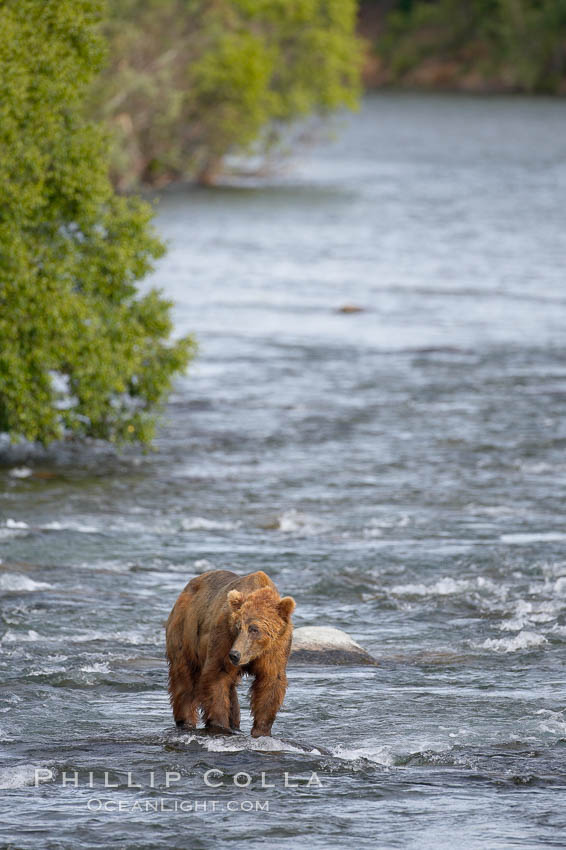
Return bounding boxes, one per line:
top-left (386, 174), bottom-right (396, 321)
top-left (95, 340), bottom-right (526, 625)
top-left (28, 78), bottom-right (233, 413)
top-left (168, 656), bottom-right (199, 727)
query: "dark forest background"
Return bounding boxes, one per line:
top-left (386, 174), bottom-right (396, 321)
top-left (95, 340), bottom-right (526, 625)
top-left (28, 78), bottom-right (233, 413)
top-left (360, 0), bottom-right (566, 95)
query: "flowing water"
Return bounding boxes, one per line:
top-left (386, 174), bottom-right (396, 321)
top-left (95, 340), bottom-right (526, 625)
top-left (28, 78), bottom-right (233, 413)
top-left (2, 94), bottom-right (566, 849)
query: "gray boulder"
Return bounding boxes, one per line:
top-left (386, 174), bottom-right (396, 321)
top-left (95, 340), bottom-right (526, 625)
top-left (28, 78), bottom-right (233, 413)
top-left (290, 626), bottom-right (377, 666)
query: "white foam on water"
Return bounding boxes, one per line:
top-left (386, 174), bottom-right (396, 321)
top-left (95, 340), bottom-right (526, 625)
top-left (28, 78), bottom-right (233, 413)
top-left (500, 532), bottom-right (566, 544)
top-left (391, 577), bottom-right (468, 596)
top-left (80, 662), bottom-right (110, 673)
top-left (2, 517), bottom-right (99, 535)
top-left (3, 515), bottom-right (211, 538)
top-left (40, 520), bottom-right (99, 533)
top-left (9, 467), bottom-right (32, 479)
top-left (0, 517), bottom-right (30, 540)
top-left (519, 461), bottom-right (566, 475)
top-left (67, 629), bottom-right (162, 646)
top-left (390, 576), bottom-right (498, 598)
top-left (78, 559), bottom-right (132, 573)
top-left (535, 709), bottom-right (566, 737)
top-left (363, 515), bottom-right (410, 537)
top-left (540, 560), bottom-right (566, 579)
top-left (177, 733), bottom-right (312, 755)
top-left (499, 599), bottom-right (562, 632)
top-left (275, 509), bottom-right (328, 535)
top-left (362, 526), bottom-right (382, 538)
top-left (4, 518), bottom-right (29, 529)
top-left (102, 517), bottom-right (155, 533)
top-left (330, 743), bottom-right (394, 767)
top-left (0, 765), bottom-right (55, 789)
top-left (193, 558), bottom-right (216, 572)
top-left (28, 666), bottom-right (67, 677)
top-left (41, 654), bottom-right (69, 672)
top-left (0, 573), bottom-right (52, 592)
top-left (1, 629), bottom-right (43, 643)
top-left (181, 517), bottom-right (240, 531)
top-left (0, 628), bottom-right (161, 646)
top-left (468, 504), bottom-right (518, 517)
top-left (47, 516), bottom-right (178, 536)
top-left (0, 695), bottom-right (22, 714)
top-left (476, 630), bottom-right (548, 653)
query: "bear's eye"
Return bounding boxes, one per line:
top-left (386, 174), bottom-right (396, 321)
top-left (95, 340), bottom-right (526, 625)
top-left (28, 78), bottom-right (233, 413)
top-left (248, 625), bottom-right (260, 637)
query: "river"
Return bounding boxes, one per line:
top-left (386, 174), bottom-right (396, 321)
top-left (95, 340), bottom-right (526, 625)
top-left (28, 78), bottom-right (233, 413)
top-left (1, 94), bottom-right (566, 848)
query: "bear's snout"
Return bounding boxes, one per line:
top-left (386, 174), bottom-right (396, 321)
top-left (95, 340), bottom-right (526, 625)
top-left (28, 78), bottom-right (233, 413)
top-left (228, 649), bottom-right (241, 665)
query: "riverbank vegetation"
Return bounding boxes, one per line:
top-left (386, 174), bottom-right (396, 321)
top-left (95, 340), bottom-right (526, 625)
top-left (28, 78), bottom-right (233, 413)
top-left (92, 0), bottom-right (362, 189)
top-left (2, 0), bottom-right (563, 447)
top-left (362, 0), bottom-right (566, 94)
top-left (0, 0), bottom-right (361, 447)
top-left (0, 0), bottom-right (195, 446)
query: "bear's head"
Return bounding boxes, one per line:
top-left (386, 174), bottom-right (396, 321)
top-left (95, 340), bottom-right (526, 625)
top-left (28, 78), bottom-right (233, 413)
top-left (227, 586), bottom-right (295, 666)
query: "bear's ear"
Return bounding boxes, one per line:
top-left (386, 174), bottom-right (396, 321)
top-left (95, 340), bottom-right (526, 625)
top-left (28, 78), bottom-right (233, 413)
top-left (228, 590), bottom-right (244, 610)
top-left (278, 596), bottom-right (295, 621)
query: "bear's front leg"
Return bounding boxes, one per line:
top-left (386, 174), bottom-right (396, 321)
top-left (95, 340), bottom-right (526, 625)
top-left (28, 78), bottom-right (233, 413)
top-left (250, 671), bottom-right (287, 738)
top-left (229, 683), bottom-right (241, 732)
top-left (199, 661), bottom-right (234, 734)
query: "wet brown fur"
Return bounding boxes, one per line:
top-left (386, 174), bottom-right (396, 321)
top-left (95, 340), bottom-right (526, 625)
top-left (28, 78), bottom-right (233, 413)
top-left (165, 570), bottom-right (295, 737)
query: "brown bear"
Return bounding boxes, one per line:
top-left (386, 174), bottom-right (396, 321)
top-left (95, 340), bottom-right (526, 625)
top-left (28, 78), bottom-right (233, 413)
top-left (165, 569), bottom-right (295, 737)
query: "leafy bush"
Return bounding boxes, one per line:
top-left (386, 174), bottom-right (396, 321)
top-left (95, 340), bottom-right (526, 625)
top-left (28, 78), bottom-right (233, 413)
top-left (0, 0), bottom-right (195, 445)
top-left (92, 0), bottom-right (362, 187)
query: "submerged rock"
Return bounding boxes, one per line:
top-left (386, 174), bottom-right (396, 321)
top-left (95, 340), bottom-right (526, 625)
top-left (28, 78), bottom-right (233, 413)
top-left (290, 626), bottom-right (377, 666)
top-left (336, 304), bottom-right (365, 314)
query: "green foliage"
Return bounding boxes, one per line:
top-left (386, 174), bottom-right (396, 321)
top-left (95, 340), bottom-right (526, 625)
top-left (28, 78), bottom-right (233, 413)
top-left (497, 0), bottom-right (566, 91)
top-left (92, 0), bottom-right (362, 187)
top-left (378, 0), bottom-right (566, 93)
top-left (0, 0), bottom-right (195, 446)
